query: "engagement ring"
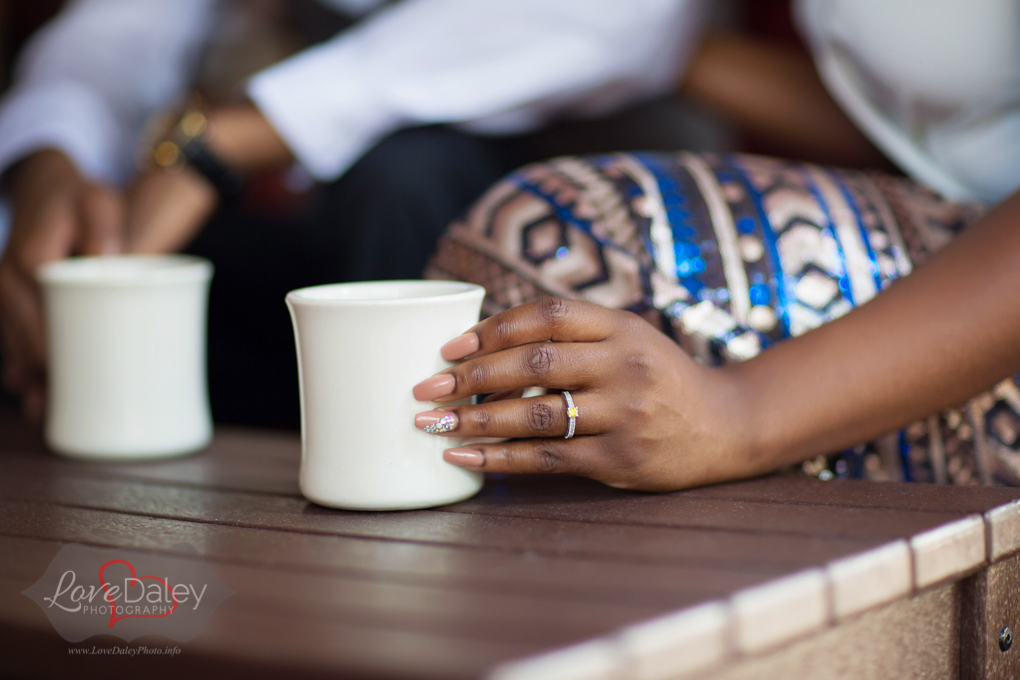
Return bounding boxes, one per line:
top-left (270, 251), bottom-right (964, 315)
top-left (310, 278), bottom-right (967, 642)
top-left (561, 391), bottom-right (578, 439)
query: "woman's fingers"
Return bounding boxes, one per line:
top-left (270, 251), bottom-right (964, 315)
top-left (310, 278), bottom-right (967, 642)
top-left (441, 297), bottom-right (622, 361)
top-left (414, 341), bottom-right (603, 403)
top-left (442, 436), bottom-right (602, 476)
top-left (0, 265), bottom-right (47, 374)
top-left (416, 391), bottom-right (604, 439)
top-left (481, 388), bottom-right (526, 403)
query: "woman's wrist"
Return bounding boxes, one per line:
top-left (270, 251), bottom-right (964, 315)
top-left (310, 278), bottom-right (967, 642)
top-left (686, 362), bottom-right (765, 485)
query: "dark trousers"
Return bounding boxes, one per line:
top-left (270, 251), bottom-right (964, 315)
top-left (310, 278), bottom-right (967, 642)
top-left (185, 126), bottom-right (520, 429)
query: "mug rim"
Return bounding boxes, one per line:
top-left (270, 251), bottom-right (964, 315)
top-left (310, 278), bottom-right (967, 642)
top-left (286, 280), bottom-right (484, 307)
top-left (37, 255), bottom-right (213, 287)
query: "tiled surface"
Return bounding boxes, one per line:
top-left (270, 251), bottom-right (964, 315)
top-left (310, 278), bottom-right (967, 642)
top-left (731, 569), bottom-right (829, 654)
top-left (490, 495), bottom-right (1020, 680)
top-left (618, 602), bottom-right (730, 680)
top-left (827, 540), bottom-right (912, 620)
top-left (488, 640), bottom-right (619, 680)
top-left (985, 499), bottom-right (1020, 562)
top-left (911, 515), bottom-right (986, 588)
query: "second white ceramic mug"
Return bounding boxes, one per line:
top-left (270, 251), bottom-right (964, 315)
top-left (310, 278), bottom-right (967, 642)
top-left (38, 255), bottom-right (214, 461)
top-left (286, 280), bottom-right (485, 510)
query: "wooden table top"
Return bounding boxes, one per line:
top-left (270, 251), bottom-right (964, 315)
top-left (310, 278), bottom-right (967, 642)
top-left (2, 410), bottom-right (1019, 679)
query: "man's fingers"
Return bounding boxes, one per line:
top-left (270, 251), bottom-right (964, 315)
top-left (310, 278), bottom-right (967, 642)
top-left (0, 310), bottom-right (46, 420)
top-left (442, 297), bottom-right (622, 361)
top-left (0, 267), bottom-right (46, 368)
top-left (78, 184), bottom-right (124, 256)
top-left (443, 436), bottom-right (601, 476)
top-left (417, 392), bottom-right (604, 439)
top-left (125, 168), bottom-right (217, 253)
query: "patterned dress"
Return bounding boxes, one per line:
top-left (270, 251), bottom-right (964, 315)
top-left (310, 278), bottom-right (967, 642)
top-left (427, 152), bottom-right (1020, 486)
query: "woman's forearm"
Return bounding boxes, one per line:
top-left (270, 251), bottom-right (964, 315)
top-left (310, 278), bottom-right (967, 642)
top-left (732, 190), bottom-right (1020, 471)
top-left (681, 33), bottom-right (887, 168)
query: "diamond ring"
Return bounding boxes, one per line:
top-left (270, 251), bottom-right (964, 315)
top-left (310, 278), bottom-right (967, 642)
top-left (561, 390), bottom-right (579, 439)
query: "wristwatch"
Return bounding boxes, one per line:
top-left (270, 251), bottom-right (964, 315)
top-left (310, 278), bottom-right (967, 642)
top-left (149, 105), bottom-right (245, 202)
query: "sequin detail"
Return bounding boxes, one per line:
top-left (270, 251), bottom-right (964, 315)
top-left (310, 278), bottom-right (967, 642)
top-left (424, 414), bottom-right (456, 434)
top-left (426, 152), bottom-right (1019, 486)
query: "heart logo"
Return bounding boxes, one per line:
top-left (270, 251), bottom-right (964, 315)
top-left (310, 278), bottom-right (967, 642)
top-left (98, 559), bottom-right (179, 628)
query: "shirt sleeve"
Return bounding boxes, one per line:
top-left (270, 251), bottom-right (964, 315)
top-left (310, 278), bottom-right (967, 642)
top-left (248, 0), bottom-right (707, 181)
top-left (0, 0), bottom-right (219, 186)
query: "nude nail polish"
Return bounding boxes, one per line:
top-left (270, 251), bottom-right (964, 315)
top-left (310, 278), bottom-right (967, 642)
top-left (416, 410), bottom-right (458, 433)
top-left (413, 374), bottom-right (456, 401)
top-left (444, 448), bottom-right (483, 466)
top-left (440, 333), bottom-right (479, 361)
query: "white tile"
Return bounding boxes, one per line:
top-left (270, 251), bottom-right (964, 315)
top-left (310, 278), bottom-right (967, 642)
top-left (910, 515), bottom-right (985, 588)
top-left (827, 540), bottom-right (912, 619)
top-left (985, 499), bottom-right (1020, 562)
top-left (731, 569), bottom-right (829, 654)
top-left (618, 601), bottom-right (730, 680)
top-left (486, 639), bottom-right (620, 680)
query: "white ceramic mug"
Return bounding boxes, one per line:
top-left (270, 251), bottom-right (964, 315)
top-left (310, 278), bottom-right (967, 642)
top-left (38, 255), bottom-right (214, 460)
top-left (286, 280), bottom-right (485, 511)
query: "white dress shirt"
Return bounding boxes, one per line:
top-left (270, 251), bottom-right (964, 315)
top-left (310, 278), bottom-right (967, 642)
top-left (797, 0), bottom-right (1020, 205)
top-left (0, 0), bottom-right (705, 187)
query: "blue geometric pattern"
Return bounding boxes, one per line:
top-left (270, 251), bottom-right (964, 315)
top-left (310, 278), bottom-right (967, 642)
top-left (431, 151), bottom-right (1020, 486)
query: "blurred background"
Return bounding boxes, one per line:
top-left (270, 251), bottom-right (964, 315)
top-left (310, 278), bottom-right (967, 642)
top-left (0, 0), bottom-right (820, 158)
top-left (0, 0), bottom-right (827, 425)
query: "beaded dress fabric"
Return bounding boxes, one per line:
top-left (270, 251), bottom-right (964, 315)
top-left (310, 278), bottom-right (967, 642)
top-left (426, 152), bottom-right (1020, 486)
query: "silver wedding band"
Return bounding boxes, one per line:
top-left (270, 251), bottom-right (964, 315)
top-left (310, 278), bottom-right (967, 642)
top-left (562, 390), bottom-right (578, 439)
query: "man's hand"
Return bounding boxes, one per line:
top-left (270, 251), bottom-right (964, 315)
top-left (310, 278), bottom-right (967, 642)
top-left (125, 104), bottom-right (293, 253)
top-left (0, 106), bottom-right (293, 418)
top-left (0, 149), bottom-right (125, 418)
top-left (124, 164), bottom-right (217, 254)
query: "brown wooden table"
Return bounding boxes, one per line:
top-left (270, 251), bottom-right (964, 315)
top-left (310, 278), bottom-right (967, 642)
top-left (1, 410), bottom-right (1019, 679)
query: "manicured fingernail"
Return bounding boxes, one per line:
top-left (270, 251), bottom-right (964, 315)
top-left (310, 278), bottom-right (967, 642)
top-left (413, 374), bottom-right (456, 401)
top-left (416, 410), bottom-right (458, 433)
top-left (441, 333), bottom-right (479, 361)
top-left (444, 448), bottom-right (483, 467)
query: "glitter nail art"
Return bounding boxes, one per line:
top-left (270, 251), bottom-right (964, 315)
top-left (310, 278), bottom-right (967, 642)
top-left (424, 414), bottom-right (456, 434)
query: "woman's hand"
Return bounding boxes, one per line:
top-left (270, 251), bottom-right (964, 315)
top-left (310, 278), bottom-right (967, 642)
top-left (412, 297), bottom-right (754, 491)
top-left (0, 150), bottom-right (124, 418)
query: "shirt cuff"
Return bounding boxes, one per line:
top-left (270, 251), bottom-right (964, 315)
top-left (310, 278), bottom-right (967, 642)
top-left (0, 81), bottom-right (124, 185)
top-left (247, 42), bottom-right (401, 182)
